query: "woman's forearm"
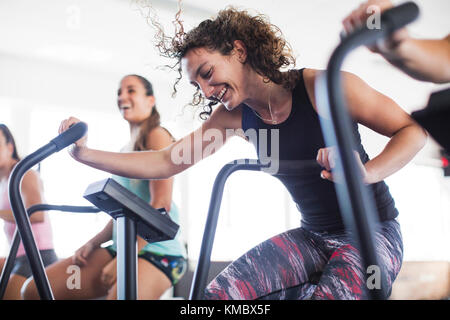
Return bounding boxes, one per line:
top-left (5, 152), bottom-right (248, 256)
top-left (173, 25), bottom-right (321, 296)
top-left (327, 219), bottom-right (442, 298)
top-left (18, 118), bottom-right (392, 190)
top-left (365, 124), bottom-right (427, 184)
top-left (137, 236), bottom-right (149, 252)
top-left (0, 209), bottom-right (44, 223)
top-left (87, 219), bottom-right (114, 247)
top-left (0, 209), bottom-right (16, 222)
top-left (73, 145), bottom-right (176, 180)
top-left (385, 36), bottom-right (450, 84)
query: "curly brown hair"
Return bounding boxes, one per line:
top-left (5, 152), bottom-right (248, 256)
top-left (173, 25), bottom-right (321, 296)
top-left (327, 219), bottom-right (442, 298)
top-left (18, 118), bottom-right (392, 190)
top-left (145, 2), bottom-right (299, 119)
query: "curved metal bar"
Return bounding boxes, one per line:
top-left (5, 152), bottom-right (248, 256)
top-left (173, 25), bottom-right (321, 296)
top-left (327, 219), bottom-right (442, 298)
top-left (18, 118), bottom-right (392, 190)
top-left (189, 159), bottom-right (322, 300)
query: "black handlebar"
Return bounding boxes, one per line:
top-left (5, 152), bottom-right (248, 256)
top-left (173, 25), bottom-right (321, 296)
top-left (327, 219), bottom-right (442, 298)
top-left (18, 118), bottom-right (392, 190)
top-left (381, 2), bottom-right (419, 34)
top-left (27, 204), bottom-right (99, 214)
top-left (340, 2), bottom-right (419, 43)
top-left (50, 122), bottom-right (87, 152)
top-left (189, 159), bottom-right (322, 300)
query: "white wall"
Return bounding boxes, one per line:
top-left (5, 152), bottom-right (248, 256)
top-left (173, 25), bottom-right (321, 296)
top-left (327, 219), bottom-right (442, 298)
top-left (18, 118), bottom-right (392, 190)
top-left (0, 0), bottom-right (449, 263)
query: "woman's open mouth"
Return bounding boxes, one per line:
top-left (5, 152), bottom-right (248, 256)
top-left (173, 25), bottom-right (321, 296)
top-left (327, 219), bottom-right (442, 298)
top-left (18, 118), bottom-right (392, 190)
top-left (119, 104), bottom-right (131, 111)
top-left (216, 86), bottom-right (228, 103)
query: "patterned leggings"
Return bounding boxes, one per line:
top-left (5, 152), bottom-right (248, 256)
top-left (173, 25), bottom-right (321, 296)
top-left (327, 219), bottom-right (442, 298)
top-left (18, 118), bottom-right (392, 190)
top-left (205, 219), bottom-right (403, 300)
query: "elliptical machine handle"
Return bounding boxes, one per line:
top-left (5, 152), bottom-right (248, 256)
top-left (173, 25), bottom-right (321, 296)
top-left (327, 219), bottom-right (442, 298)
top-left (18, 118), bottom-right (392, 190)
top-left (50, 122), bottom-right (87, 152)
top-left (340, 1), bottom-right (419, 40)
top-left (380, 1), bottom-right (419, 33)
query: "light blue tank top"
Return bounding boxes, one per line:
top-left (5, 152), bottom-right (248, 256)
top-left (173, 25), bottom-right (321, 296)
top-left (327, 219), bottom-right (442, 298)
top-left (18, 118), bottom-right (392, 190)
top-left (109, 175), bottom-right (187, 258)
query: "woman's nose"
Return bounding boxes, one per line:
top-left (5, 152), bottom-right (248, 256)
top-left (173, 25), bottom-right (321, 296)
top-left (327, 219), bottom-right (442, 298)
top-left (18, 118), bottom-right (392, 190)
top-left (117, 92), bottom-right (128, 105)
top-left (199, 82), bottom-right (215, 100)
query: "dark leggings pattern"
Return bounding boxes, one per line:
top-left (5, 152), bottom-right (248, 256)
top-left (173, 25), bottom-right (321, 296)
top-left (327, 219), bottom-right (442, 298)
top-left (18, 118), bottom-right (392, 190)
top-left (205, 219), bottom-right (403, 300)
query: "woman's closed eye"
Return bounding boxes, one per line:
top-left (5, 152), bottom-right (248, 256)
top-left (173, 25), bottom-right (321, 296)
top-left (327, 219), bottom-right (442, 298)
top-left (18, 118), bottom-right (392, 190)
top-left (201, 67), bottom-right (213, 79)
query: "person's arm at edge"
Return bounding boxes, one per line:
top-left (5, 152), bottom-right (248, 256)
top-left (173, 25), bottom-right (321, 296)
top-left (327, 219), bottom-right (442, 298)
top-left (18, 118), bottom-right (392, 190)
top-left (0, 171), bottom-right (47, 223)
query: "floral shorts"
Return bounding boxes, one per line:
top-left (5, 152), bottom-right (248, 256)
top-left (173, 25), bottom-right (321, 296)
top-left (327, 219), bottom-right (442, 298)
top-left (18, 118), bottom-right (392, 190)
top-left (105, 247), bottom-right (187, 285)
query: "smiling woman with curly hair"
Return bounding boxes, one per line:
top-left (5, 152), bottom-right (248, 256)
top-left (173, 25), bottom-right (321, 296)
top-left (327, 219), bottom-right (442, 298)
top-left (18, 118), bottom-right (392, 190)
top-left (56, 1), bottom-right (427, 300)
top-left (154, 7), bottom-right (300, 119)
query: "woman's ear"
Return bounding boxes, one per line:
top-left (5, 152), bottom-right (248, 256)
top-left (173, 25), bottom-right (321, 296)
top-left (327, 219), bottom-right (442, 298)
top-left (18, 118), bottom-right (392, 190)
top-left (147, 95), bottom-right (156, 109)
top-left (233, 40), bottom-right (248, 63)
top-left (6, 142), bottom-right (14, 159)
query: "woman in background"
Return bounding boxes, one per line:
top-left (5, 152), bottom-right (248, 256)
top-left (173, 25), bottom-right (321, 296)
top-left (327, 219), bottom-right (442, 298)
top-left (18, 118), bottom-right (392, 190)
top-left (22, 75), bottom-right (187, 300)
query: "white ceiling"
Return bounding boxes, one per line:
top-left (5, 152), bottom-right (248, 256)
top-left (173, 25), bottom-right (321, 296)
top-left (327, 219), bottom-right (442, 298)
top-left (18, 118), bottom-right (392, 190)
top-left (0, 0), bottom-right (448, 120)
top-left (1, 0), bottom-right (448, 74)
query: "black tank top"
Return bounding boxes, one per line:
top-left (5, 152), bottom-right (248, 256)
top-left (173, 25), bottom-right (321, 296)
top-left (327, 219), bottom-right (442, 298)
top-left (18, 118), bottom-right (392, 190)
top-left (241, 68), bottom-right (399, 232)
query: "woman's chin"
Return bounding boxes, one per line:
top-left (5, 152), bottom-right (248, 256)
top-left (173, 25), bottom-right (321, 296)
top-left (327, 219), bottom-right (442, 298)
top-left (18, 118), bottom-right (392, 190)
top-left (121, 114), bottom-right (136, 124)
top-left (222, 99), bottom-right (239, 111)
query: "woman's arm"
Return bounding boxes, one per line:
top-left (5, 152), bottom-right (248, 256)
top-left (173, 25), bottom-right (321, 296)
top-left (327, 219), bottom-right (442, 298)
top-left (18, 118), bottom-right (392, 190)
top-left (137, 127), bottom-right (177, 250)
top-left (146, 127), bottom-right (177, 213)
top-left (342, 71), bottom-right (427, 183)
top-left (0, 171), bottom-right (47, 223)
top-left (59, 107), bottom-right (242, 180)
top-left (0, 209), bottom-right (16, 222)
top-left (385, 35), bottom-right (450, 84)
top-left (342, 0), bottom-right (450, 83)
top-left (72, 219), bottom-right (113, 266)
top-left (305, 69), bottom-right (427, 184)
top-left (86, 219), bottom-right (113, 248)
